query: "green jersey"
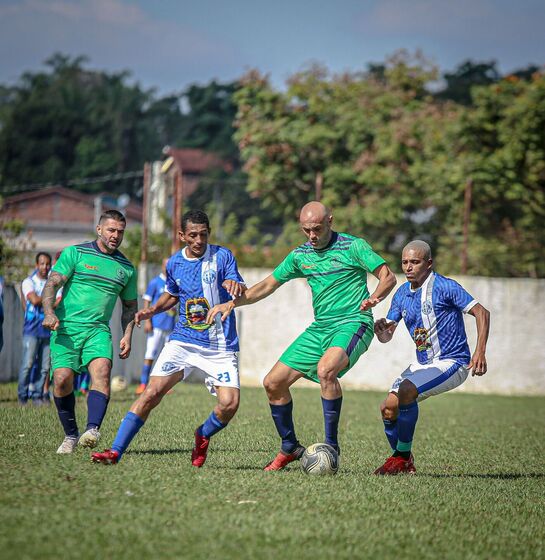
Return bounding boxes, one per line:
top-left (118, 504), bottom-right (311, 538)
top-left (53, 241), bottom-right (137, 328)
top-left (272, 232), bottom-right (385, 324)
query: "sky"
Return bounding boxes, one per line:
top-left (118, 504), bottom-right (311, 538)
top-left (0, 0), bottom-right (544, 95)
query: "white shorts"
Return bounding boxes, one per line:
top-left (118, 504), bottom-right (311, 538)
top-left (390, 358), bottom-right (469, 402)
top-left (144, 328), bottom-right (171, 361)
top-left (150, 340), bottom-right (240, 395)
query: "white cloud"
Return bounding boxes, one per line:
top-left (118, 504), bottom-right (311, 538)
top-left (0, 0), bottom-right (241, 92)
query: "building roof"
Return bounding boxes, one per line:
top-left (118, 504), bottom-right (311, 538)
top-left (2, 185), bottom-right (143, 222)
top-left (164, 147), bottom-right (232, 174)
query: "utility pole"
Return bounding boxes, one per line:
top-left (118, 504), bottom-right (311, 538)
top-left (461, 178), bottom-right (473, 275)
top-left (172, 170), bottom-right (183, 254)
top-left (315, 172), bottom-right (323, 202)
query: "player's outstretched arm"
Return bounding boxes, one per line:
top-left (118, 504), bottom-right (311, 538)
top-left (222, 279), bottom-right (246, 298)
top-left (119, 298), bottom-right (137, 359)
top-left (467, 303), bottom-right (490, 376)
top-left (374, 318), bottom-right (397, 343)
top-left (207, 275), bottom-right (281, 323)
top-left (42, 271), bottom-right (68, 331)
top-left (134, 292), bottom-right (178, 327)
top-left (360, 264), bottom-right (397, 311)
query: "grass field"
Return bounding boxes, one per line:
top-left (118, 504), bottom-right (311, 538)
top-left (0, 382), bottom-right (544, 560)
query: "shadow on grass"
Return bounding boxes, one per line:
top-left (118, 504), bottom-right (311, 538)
top-left (127, 448), bottom-right (192, 455)
top-left (421, 473), bottom-right (545, 480)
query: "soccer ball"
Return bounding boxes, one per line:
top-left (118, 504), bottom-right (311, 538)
top-left (300, 443), bottom-right (339, 476)
top-left (110, 376), bottom-right (127, 393)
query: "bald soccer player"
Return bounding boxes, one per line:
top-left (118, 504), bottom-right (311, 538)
top-left (373, 240), bottom-right (490, 475)
top-left (207, 201), bottom-right (396, 471)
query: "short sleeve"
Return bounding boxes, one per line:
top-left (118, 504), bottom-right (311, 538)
top-left (21, 277), bottom-right (35, 299)
top-left (351, 238), bottom-right (386, 272)
top-left (120, 268), bottom-right (138, 301)
top-left (52, 245), bottom-right (78, 279)
top-left (272, 251), bottom-right (304, 284)
top-left (143, 278), bottom-right (155, 302)
top-left (386, 287), bottom-right (403, 323)
top-left (165, 259), bottom-right (179, 296)
top-left (221, 249), bottom-right (245, 284)
top-left (445, 278), bottom-right (477, 313)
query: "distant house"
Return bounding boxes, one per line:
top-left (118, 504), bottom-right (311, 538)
top-left (2, 186), bottom-right (143, 252)
top-left (162, 146), bottom-right (232, 198)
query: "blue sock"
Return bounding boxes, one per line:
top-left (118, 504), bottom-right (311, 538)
top-left (270, 400), bottom-right (299, 453)
top-left (54, 393), bottom-right (79, 437)
top-left (86, 390), bottom-right (110, 431)
top-left (198, 412), bottom-right (227, 439)
top-left (111, 412), bottom-right (145, 460)
top-left (140, 364), bottom-right (152, 385)
top-left (396, 401), bottom-right (419, 455)
top-left (383, 419), bottom-right (398, 451)
top-left (321, 396), bottom-right (343, 451)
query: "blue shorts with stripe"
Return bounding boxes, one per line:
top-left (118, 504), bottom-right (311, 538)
top-left (390, 358), bottom-right (469, 401)
top-left (279, 319), bottom-right (374, 384)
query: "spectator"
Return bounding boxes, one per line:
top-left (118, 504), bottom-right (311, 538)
top-left (17, 252), bottom-right (58, 405)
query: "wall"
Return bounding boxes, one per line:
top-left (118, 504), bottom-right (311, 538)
top-left (1, 272), bottom-right (543, 396)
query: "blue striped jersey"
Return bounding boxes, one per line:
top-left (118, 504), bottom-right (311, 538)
top-left (386, 272), bottom-right (477, 365)
top-left (165, 244), bottom-right (244, 351)
top-left (143, 273), bottom-right (176, 332)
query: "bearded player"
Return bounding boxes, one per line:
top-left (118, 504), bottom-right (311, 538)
top-left (92, 210), bottom-right (245, 467)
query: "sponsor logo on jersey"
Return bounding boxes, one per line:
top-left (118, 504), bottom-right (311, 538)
top-left (184, 297), bottom-right (211, 331)
top-left (413, 327), bottom-right (431, 351)
top-left (421, 301), bottom-right (433, 315)
top-left (301, 264), bottom-right (316, 270)
top-left (202, 270), bottom-right (217, 284)
top-left (84, 264), bottom-right (99, 270)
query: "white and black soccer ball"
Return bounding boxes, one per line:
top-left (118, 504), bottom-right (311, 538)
top-left (110, 376), bottom-right (127, 393)
top-left (300, 443), bottom-right (339, 476)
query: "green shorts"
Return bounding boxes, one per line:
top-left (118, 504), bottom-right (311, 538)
top-left (279, 319), bottom-right (374, 383)
top-left (50, 324), bottom-right (113, 372)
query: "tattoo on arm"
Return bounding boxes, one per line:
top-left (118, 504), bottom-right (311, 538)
top-left (121, 299), bottom-right (138, 337)
top-left (42, 272), bottom-right (67, 315)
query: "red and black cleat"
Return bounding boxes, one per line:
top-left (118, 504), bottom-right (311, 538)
top-left (191, 430), bottom-right (210, 468)
top-left (264, 445), bottom-right (305, 471)
top-left (91, 449), bottom-right (120, 465)
top-left (373, 454), bottom-right (416, 475)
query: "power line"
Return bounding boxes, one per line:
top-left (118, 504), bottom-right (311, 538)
top-left (0, 170), bottom-right (144, 195)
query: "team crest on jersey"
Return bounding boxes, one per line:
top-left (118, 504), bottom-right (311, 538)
top-left (116, 268), bottom-right (126, 281)
top-left (413, 327), bottom-right (431, 351)
top-left (421, 300), bottom-right (433, 315)
top-left (184, 297), bottom-right (211, 330)
top-left (202, 270), bottom-right (217, 284)
top-left (161, 361), bottom-right (178, 373)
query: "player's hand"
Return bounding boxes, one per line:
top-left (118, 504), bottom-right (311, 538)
top-left (206, 302), bottom-right (235, 324)
top-left (360, 297), bottom-right (381, 311)
top-left (222, 280), bottom-right (246, 298)
top-left (135, 308), bottom-right (154, 327)
top-left (374, 318), bottom-right (396, 336)
top-left (42, 313), bottom-right (60, 331)
top-left (144, 321), bottom-right (153, 334)
top-left (119, 336), bottom-right (131, 359)
top-left (469, 350), bottom-right (487, 376)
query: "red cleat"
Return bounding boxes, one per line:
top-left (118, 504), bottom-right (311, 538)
top-left (91, 449), bottom-right (120, 465)
top-left (373, 454), bottom-right (416, 475)
top-left (191, 430), bottom-right (210, 467)
top-left (264, 446), bottom-right (305, 471)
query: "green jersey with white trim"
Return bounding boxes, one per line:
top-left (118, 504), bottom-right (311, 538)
top-left (272, 232), bottom-right (385, 324)
top-left (53, 241), bottom-right (137, 327)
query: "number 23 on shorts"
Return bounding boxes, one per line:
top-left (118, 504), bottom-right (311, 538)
top-left (217, 372), bottom-right (231, 383)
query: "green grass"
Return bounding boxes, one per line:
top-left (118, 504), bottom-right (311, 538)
top-left (0, 383), bottom-right (544, 560)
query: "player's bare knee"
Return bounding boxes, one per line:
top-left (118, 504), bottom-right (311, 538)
top-left (263, 375), bottom-right (284, 398)
top-left (398, 380), bottom-right (418, 405)
top-left (316, 363), bottom-right (337, 384)
top-left (217, 397), bottom-right (239, 418)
